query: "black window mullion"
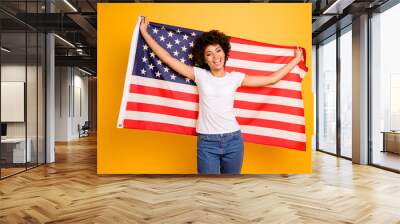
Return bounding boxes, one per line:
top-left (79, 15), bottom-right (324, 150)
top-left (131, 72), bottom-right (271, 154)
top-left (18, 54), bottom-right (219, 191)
top-left (316, 45), bottom-right (319, 151)
top-left (36, 0), bottom-right (39, 168)
top-left (336, 29), bottom-right (341, 157)
top-left (24, 0), bottom-right (28, 171)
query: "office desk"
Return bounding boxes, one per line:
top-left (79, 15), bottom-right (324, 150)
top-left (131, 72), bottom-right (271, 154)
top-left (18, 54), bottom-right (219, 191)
top-left (1, 138), bottom-right (31, 163)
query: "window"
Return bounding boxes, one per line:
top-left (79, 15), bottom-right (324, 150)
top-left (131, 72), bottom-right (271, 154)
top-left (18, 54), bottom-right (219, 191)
top-left (339, 28), bottom-right (352, 158)
top-left (371, 3), bottom-right (400, 171)
top-left (317, 36), bottom-right (337, 154)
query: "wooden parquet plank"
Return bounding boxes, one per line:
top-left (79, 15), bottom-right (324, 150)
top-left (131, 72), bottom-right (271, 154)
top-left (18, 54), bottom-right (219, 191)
top-left (1, 135), bottom-right (400, 223)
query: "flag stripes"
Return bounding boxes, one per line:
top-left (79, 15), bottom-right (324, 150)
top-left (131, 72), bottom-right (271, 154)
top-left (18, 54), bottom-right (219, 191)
top-left (118, 18), bottom-right (308, 151)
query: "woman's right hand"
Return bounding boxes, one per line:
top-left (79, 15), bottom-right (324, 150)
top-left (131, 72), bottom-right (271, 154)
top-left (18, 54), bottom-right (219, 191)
top-left (140, 16), bottom-right (149, 34)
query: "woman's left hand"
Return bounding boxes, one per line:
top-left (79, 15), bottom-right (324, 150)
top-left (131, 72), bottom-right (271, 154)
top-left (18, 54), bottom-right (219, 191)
top-left (294, 47), bottom-right (304, 62)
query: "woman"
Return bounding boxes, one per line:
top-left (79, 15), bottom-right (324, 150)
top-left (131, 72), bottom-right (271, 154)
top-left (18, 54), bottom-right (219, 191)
top-left (139, 17), bottom-right (303, 174)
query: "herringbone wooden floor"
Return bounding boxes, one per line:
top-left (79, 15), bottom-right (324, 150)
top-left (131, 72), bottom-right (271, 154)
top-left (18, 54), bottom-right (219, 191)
top-left (1, 135), bottom-right (400, 224)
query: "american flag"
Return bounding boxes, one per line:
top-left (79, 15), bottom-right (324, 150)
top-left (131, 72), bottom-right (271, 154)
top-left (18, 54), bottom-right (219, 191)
top-left (118, 17), bottom-right (308, 151)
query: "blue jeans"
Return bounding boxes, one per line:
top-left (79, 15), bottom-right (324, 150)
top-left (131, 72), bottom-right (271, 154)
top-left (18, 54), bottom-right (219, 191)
top-left (197, 130), bottom-right (244, 174)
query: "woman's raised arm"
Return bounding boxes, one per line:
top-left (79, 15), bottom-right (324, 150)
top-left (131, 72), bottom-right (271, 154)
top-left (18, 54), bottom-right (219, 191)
top-left (241, 47), bottom-right (303, 87)
top-left (140, 17), bottom-right (195, 80)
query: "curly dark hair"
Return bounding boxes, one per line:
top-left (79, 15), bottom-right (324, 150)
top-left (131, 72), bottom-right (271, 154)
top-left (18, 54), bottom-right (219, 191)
top-left (192, 30), bottom-right (231, 70)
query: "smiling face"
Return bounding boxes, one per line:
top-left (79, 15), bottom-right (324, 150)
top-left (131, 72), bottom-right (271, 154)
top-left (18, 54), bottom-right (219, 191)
top-left (204, 44), bottom-right (226, 71)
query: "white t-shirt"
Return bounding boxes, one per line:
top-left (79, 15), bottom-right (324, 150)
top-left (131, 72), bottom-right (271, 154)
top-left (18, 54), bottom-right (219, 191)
top-left (194, 67), bottom-right (246, 134)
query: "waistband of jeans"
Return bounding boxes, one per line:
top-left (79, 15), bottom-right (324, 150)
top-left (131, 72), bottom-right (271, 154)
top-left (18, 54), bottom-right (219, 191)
top-left (197, 130), bottom-right (241, 137)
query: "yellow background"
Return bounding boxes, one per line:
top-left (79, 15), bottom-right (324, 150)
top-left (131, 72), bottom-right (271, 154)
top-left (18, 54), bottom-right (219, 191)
top-left (98, 3), bottom-right (313, 174)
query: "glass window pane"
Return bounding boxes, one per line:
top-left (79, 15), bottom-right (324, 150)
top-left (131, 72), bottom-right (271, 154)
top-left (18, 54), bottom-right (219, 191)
top-left (318, 37), bottom-right (337, 154)
top-left (38, 32), bottom-right (45, 165)
top-left (371, 3), bottom-right (400, 171)
top-left (27, 31), bottom-right (38, 169)
top-left (340, 29), bottom-right (352, 158)
top-left (1, 30), bottom-right (27, 177)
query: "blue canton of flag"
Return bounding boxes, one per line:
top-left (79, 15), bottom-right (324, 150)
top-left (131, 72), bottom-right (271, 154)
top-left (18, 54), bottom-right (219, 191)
top-left (133, 22), bottom-right (203, 85)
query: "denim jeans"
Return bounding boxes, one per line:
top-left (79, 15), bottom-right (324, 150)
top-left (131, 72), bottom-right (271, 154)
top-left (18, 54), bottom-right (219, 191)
top-left (197, 130), bottom-right (244, 174)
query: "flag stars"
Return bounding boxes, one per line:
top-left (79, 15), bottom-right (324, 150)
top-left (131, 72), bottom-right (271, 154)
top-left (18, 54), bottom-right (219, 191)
top-left (189, 41), bottom-right (194, 47)
top-left (180, 58), bottom-right (186, 63)
top-left (161, 26), bottom-right (166, 30)
top-left (150, 52), bottom-right (155, 58)
top-left (142, 56), bottom-right (148, 63)
top-left (163, 67), bottom-right (170, 73)
top-left (143, 44), bottom-right (149, 50)
top-left (159, 35), bottom-right (165, 42)
top-left (188, 54), bottom-right (193, 59)
top-left (140, 68), bottom-right (146, 75)
top-left (166, 42), bottom-right (172, 49)
top-left (156, 59), bottom-right (162, 65)
top-left (176, 29), bottom-right (181, 34)
top-left (155, 71), bottom-right (161, 77)
top-left (152, 28), bottom-right (159, 34)
top-left (185, 78), bottom-right (191, 83)
top-left (174, 39), bottom-right (181, 45)
top-left (170, 74), bottom-right (176, 80)
top-left (167, 31), bottom-right (174, 37)
top-left (148, 64), bottom-right (154, 70)
top-left (191, 32), bottom-right (196, 36)
top-left (181, 46), bottom-right (187, 52)
top-left (173, 50), bottom-right (179, 56)
top-left (183, 34), bottom-right (188, 40)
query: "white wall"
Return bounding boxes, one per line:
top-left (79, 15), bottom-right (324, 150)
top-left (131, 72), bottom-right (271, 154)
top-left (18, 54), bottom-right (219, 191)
top-left (54, 67), bottom-right (89, 141)
top-left (1, 63), bottom-right (46, 164)
top-left (1, 65), bottom-right (38, 138)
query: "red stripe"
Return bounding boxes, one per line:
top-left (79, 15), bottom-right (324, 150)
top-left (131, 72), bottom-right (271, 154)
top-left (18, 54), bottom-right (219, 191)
top-left (234, 100), bottom-right (304, 116)
top-left (225, 67), bottom-right (302, 82)
top-left (242, 133), bottom-right (306, 151)
top-left (130, 84), bottom-right (198, 102)
top-left (230, 37), bottom-right (295, 49)
top-left (237, 117), bottom-right (305, 133)
top-left (123, 119), bottom-right (196, 135)
top-left (230, 38), bottom-right (308, 73)
top-left (237, 86), bottom-right (302, 99)
top-left (126, 102), bottom-right (198, 119)
top-left (229, 50), bottom-right (294, 64)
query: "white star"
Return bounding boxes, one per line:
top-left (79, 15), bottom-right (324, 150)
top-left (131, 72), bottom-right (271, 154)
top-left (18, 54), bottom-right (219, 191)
top-left (142, 56), bottom-right (148, 63)
top-left (185, 78), bottom-right (191, 83)
top-left (155, 71), bottom-right (161, 77)
top-left (173, 50), bottom-right (179, 56)
top-left (180, 58), bottom-right (186, 63)
top-left (181, 46), bottom-right (187, 52)
top-left (140, 69), bottom-right (146, 75)
top-left (161, 26), bottom-right (166, 30)
top-left (174, 39), bottom-right (181, 45)
top-left (170, 74), bottom-right (176, 80)
top-left (150, 52), bottom-right (155, 58)
top-left (163, 67), bottom-right (169, 72)
top-left (189, 41), bottom-right (194, 47)
top-left (168, 31), bottom-right (173, 37)
top-left (176, 29), bottom-right (181, 34)
top-left (166, 42), bottom-right (172, 49)
top-left (191, 32), bottom-right (196, 36)
top-left (188, 54), bottom-right (193, 59)
top-left (159, 35), bottom-right (165, 41)
top-left (183, 34), bottom-right (188, 40)
top-left (148, 64), bottom-right (154, 70)
top-left (143, 44), bottom-right (148, 50)
top-left (152, 28), bottom-right (159, 34)
top-left (156, 59), bottom-right (162, 65)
